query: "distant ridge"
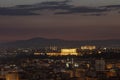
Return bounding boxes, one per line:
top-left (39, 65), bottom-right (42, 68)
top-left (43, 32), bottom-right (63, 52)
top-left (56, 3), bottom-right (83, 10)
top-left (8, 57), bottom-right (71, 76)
top-left (0, 37), bottom-right (120, 48)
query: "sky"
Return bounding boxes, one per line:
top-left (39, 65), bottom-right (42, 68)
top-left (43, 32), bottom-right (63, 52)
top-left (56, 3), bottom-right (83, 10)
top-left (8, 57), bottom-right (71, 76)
top-left (0, 0), bottom-right (120, 42)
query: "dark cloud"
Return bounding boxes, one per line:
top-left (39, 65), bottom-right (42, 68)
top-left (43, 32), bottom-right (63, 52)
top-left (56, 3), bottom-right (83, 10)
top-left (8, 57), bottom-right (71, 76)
top-left (82, 13), bottom-right (107, 16)
top-left (103, 5), bottom-right (120, 9)
top-left (102, 5), bottom-right (120, 14)
top-left (0, 0), bottom-right (120, 16)
top-left (14, 0), bottom-right (71, 10)
top-left (39, 0), bottom-right (71, 6)
top-left (0, 0), bottom-right (72, 16)
top-left (55, 7), bottom-right (108, 15)
top-left (69, 7), bottom-right (107, 13)
top-left (0, 7), bottom-right (40, 16)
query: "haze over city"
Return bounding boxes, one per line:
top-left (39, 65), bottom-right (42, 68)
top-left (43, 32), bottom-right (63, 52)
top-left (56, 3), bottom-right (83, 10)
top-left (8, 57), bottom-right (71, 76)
top-left (0, 0), bottom-right (120, 42)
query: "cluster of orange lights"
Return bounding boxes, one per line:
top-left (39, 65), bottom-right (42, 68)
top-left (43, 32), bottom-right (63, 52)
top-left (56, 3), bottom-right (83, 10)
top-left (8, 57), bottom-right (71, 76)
top-left (81, 45), bottom-right (96, 50)
top-left (47, 48), bottom-right (78, 56)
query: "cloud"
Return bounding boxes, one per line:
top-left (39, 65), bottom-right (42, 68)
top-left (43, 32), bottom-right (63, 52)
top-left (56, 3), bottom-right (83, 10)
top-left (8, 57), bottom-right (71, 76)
top-left (39, 0), bottom-right (71, 6)
top-left (82, 13), bottom-right (107, 16)
top-left (55, 7), bottom-right (108, 15)
top-left (0, 0), bottom-right (120, 16)
top-left (104, 5), bottom-right (120, 9)
top-left (102, 5), bottom-right (120, 14)
top-left (0, 0), bottom-right (72, 16)
top-left (15, 0), bottom-right (72, 11)
top-left (55, 4), bottom-right (120, 15)
top-left (0, 7), bottom-right (40, 16)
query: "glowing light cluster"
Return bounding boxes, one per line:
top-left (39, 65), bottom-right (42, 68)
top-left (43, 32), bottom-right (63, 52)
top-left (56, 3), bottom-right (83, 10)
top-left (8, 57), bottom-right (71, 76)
top-left (47, 48), bottom-right (78, 56)
top-left (47, 53), bottom-right (60, 56)
top-left (61, 49), bottom-right (78, 55)
top-left (6, 72), bottom-right (19, 80)
top-left (61, 49), bottom-right (77, 53)
top-left (81, 45), bottom-right (96, 50)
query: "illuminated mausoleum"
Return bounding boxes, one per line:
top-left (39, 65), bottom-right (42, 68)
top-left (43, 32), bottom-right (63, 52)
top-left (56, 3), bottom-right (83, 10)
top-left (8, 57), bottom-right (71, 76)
top-left (47, 48), bottom-right (78, 56)
top-left (60, 49), bottom-right (78, 56)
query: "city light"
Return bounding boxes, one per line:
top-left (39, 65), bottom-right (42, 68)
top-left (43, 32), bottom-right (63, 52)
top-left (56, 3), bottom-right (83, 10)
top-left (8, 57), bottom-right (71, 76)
top-left (81, 45), bottom-right (96, 50)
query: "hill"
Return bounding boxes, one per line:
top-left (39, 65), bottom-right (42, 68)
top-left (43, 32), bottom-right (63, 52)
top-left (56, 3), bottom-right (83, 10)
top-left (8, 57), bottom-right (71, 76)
top-left (0, 37), bottom-right (120, 48)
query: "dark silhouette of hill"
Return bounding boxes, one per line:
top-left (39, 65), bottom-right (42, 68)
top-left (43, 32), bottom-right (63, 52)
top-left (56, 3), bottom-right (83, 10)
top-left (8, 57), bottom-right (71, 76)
top-left (0, 37), bottom-right (120, 48)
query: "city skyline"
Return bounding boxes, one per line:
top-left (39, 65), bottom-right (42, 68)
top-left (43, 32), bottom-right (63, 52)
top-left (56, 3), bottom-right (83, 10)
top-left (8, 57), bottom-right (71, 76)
top-left (0, 0), bottom-right (120, 42)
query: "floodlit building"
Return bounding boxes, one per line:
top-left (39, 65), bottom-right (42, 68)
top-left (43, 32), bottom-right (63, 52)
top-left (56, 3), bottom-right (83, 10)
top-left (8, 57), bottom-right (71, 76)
top-left (47, 48), bottom-right (79, 56)
top-left (60, 48), bottom-right (78, 56)
top-left (81, 45), bottom-right (96, 50)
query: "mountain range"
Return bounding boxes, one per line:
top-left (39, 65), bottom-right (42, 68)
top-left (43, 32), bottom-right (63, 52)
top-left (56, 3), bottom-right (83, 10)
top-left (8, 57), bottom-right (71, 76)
top-left (0, 37), bottom-right (120, 48)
